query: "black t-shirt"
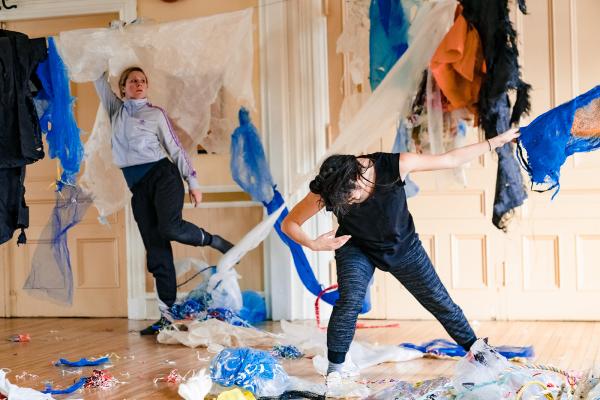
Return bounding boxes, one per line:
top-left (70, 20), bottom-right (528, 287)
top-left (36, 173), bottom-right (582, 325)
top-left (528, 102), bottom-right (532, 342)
top-left (334, 152), bottom-right (417, 270)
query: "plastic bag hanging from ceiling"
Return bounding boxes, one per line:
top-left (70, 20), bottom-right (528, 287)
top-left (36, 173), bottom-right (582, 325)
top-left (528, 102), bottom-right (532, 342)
top-left (324, 0), bottom-right (456, 161)
top-left (56, 10), bottom-right (254, 217)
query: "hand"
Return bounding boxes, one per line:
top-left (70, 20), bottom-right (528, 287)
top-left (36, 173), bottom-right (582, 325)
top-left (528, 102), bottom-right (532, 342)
top-left (189, 189), bottom-right (203, 207)
top-left (310, 230), bottom-right (351, 251)
top-left (490, 127), bottom-right (520, 149)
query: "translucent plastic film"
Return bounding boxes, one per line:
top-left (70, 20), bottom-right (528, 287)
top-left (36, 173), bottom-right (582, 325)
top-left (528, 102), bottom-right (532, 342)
top-left (324, 0), bottom-right (456, 159)
top-left (57, 10), bottom-right (254, 217)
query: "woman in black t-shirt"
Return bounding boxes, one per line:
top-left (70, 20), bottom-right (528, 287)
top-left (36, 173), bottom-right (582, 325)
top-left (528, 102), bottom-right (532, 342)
top-left (282, 127), bottom-right (519, 377)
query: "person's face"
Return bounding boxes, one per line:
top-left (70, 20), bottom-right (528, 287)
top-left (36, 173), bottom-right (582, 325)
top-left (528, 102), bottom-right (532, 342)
top-left (348, 176), bottom-right (371, 204)
top-left (123, 71), bottom-right (148, 99)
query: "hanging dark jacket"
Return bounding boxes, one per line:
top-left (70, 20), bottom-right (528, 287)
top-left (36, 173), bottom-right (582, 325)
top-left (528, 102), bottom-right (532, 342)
top-left (0, 30), bottom-right (47, 245)
top-left (0, 29), bottom-right (47, 168)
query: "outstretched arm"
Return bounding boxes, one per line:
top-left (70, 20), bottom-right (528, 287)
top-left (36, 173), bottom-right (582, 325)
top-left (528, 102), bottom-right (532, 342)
top-left (93, 72), bottom-right (122, 118)
top-left (398, 128), bottom-right (520, 180)
top-left (282, 192), bottom-right (351, 251)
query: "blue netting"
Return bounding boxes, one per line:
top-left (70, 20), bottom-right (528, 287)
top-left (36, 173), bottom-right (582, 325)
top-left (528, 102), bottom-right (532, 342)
top-left (23, 185), bottom-right (92, 304)
top-left (35, 37), bottom-right (83, 188)
top-left (230, 108), bottom-right (372, 314)
top-left (518, 85), bottom-right (600, 197)
top-left (209, 348), bottom-right (289, 396)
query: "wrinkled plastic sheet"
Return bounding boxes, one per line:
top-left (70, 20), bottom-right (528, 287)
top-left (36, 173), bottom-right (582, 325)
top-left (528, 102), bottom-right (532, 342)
top-left (323, 0), bottom-right (456, 161)
top-left (0, 370), bottom-right (55, 400)
top-left (57, 10), bottom-right (254, 217)
top-left (278, 320), bottom-right (422, 375)
top-left (156, 318), bottom-right (276, 349)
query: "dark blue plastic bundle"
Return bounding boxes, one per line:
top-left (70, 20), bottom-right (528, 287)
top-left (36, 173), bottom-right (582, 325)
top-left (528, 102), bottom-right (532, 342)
top-left (209, 348), bottom-right (288, 395)
top-left (400, 338), bottom-right (534, 359)
top-left (239, 290), bottom-right (267, 324)
top-left (35, 37), bottom-right (83, 188)
top-left (518, 85), bottom-right (600, 197)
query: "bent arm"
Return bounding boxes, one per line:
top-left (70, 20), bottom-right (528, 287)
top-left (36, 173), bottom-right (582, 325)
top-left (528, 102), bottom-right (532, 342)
top-left (93, 72), bottom-right (122, 118)
top-left (398, 127), bottom-right (519, 179)
top-left (282, 192), bottom-right (323, 250)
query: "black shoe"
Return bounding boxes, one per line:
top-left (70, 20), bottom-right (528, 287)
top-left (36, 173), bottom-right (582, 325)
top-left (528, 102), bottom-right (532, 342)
top-left (210, 234), bottom-right (234, 254)
top-left (140, 317), bottom-right (171, 335)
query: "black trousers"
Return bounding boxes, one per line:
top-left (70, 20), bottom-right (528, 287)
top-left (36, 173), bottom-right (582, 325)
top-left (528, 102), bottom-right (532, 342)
top-left (131, 159), bottom-right (211, 307)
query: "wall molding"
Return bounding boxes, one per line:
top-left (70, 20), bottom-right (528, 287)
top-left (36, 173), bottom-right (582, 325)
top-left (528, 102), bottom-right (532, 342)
top-left (0, 0), bottom-right (136, 22)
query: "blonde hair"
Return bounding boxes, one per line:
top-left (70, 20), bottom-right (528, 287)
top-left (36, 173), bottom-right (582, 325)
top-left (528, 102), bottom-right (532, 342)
top-left (118, 66), bottom-right (148, 98)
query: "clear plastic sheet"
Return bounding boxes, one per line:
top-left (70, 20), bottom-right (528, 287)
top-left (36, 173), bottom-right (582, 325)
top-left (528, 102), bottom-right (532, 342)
top-left (23, 185), bottom-right (92, 304)
top-left (324, 0), bottom-right (456, 160)
top-left (57, 10), bottom-right (254, 217)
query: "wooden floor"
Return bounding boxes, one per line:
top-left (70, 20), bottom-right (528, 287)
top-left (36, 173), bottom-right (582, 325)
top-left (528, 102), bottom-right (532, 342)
top-left (1, 318), bottom-right (600, 399)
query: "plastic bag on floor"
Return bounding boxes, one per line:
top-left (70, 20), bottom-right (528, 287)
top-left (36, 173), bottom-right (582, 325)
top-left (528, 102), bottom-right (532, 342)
top-left (367, 377), bottom-right (452, 400)
top-left (157, 318), bottom-right (275, 349)
top-left (0, 370), bottom-right (55, 400)
top-left (279, 320), bottom-right (422, 375)
top-left (178, 369), bottom-right (212, 400)
top-left (325, 371), bottom-right (369, 398)
top-left (210, 348), bottom-right (289, 397)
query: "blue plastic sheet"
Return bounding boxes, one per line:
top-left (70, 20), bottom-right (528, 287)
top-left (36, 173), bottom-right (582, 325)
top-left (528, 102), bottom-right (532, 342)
top-left (35, 37), bottom-right (83, 189)
top-left (239, 290), bottom-right (267, 324)
top-left (55, 357), bottom-right (109, 367)
top-left (518, 85), bottom-right (600, 197)
top-left (400, 338), bottom-right (534, 359)
top-left (209, 348), bottom-right (288, 396)
top-left (230, 108), bottom-right (372, 313)
top-left (43, 377), bottom-right (86, 395)
top-left (369, 0), bottom-right (411, 90)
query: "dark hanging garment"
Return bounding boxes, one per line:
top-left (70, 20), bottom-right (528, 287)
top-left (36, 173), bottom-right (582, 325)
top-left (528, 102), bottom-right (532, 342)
top-left (458, 0), bottom-right (530, 231)
top-left (0, 30), bottom-right (47, 167)
top-left (0, 30), bottom-right (47, 245)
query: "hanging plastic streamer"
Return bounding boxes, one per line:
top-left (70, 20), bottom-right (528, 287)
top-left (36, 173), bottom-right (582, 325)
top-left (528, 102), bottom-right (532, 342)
top-left (23, 185), bottom-right (92, 304)
top-left (336, 0), bottom-right (371, 131)
top-left (230, 108), bottom-right (371, 313)
top-left (399, 338), bottom-right (534, 359)
top-left (209, 348), bottom-right (289, 397)
top-left (35, 37), bottom-right (83, 189)
top-left (517, 85), bottom-right (600, 197)
top-left (57, 9), bottom-right (254, 217)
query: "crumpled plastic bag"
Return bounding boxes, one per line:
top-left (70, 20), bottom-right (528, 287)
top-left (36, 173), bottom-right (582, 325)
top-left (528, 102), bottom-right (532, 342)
top-left (178, 369), bottom-right (213, 400)
top-left (0, 370), bottom-right (55, 400)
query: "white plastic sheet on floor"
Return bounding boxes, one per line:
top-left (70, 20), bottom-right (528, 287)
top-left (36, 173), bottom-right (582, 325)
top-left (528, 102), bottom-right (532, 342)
top-left (0, 370), bottom-right (55, 400)
top-left (156, 318), bottom-right (276, 349)
top-left (56, 9), bottom-right (254, 217)
top-left (279, 320), bottom-right (423, 375)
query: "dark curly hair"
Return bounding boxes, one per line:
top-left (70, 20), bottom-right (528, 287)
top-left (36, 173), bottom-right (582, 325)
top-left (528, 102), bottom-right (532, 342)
top-left (309, 154), bottom-right (374, 215)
